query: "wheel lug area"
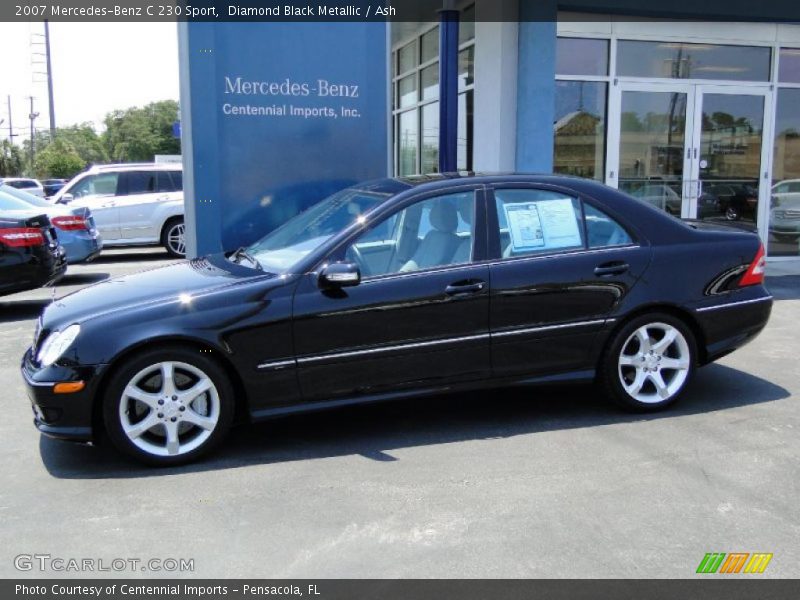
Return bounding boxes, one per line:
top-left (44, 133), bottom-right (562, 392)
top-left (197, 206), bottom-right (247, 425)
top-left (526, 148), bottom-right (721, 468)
top-left (158, 399), bottom-right (164, 405)
top-left (170, 417), bottom-right (177, 422)
top-left (157, 413), bottom-right (164, 418)
top-left (172, 395), bottom-right (178, 401)
top-left (179, 406), bottom-right (186, 412)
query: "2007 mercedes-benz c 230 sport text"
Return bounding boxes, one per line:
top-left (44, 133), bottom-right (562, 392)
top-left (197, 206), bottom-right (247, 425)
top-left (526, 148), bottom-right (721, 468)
top-left (22, 174), bottom-right (772, 466)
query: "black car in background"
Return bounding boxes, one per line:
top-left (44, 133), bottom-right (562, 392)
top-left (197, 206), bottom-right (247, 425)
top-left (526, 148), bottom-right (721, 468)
top-left (1, 212), bottom-right (67, 296)
top-left (21, 174), bottom-right (771, 466)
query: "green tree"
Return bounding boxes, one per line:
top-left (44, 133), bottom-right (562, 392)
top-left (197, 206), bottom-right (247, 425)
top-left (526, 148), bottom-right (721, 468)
top-left (102, 100), bottom-right (180, 162)
top-left (34, 138), bottom-right (85, 179)
top-left (0, 140), bottom-right (24, 177)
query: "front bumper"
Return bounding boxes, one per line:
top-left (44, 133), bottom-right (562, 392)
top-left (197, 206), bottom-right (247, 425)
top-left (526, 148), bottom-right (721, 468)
top-left (21, 349), bottom-right (106, 443)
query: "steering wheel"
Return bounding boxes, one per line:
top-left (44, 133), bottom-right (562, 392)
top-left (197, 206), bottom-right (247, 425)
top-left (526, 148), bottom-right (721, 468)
top-left (345, 244), bottom-right (371, 277)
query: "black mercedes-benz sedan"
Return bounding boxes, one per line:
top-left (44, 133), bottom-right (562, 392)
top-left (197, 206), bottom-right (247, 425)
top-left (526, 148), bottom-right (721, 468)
top-left (21, 174), bottom-right (772, 466)
top-left (1, 211), bottom-right (67, 297)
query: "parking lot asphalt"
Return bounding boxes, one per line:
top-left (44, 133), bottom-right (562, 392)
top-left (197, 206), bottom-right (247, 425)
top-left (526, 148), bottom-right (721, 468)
top-left (1, 248), bottom-right (798, 578)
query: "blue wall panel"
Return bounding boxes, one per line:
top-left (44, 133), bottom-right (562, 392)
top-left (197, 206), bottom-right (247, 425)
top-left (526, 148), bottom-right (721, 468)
top-left (179, 22), bottom-right (389, 256)
top-left (516, 0), bottom-right (557, 173)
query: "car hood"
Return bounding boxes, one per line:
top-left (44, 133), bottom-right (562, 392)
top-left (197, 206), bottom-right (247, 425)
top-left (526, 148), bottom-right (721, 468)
top-left (42, 253), bottom-right (276, 328)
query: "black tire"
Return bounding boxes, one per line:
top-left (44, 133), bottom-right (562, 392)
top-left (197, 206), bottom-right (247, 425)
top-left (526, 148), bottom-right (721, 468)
top-left (102, 346), bottom-right (235, 466)
top-left (598, 312), bottom-right (697, 412)
top-left (725, 206), bottom-right (740, 221)
top-left (161, 217), bottom-right (186, 258)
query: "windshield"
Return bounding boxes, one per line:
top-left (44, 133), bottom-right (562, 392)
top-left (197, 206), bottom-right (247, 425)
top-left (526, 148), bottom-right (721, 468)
top-left (244, 187), bottom-right (389, 272)
top-left (0, 184), bottom-right (51, 208)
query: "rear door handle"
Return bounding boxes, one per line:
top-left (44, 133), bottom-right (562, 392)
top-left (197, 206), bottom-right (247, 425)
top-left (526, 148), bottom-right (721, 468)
top-left (594, 262), bottom-right (629, 276)
top-left (445, 281), bottom-right (485, 296)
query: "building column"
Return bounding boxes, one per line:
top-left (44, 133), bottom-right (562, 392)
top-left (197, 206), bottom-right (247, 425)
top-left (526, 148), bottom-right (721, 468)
top-left (473, 0), bottom-right (518, 172)
top-left (515, 0), bottom-right (557, 173)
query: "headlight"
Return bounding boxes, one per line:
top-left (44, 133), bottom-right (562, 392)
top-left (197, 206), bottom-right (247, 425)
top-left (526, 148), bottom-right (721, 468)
top-left (37, 324), bottom-right (81, 366)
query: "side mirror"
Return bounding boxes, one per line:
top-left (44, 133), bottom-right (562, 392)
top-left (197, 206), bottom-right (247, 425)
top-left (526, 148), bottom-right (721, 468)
top-left (58, 193), bottom-right (74, 205)
top-left (319, 262), bottom-right (361, 288)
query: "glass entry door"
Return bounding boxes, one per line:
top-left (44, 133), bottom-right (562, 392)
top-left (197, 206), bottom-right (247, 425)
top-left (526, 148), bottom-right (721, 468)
top-left (613, 84), bottom-right (694, 217)
top-left (690, 86), bottom-right (769, 230)
top-left (609, 83), bottom-right (771, 230)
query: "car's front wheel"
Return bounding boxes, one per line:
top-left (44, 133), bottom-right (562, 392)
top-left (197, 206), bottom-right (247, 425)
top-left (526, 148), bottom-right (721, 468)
top-left (599, 313), bottom-right (696, 411)
top-left (102, 347), bottom-right (234, 466)
top-left (162, 217), bottom-right (186, 258)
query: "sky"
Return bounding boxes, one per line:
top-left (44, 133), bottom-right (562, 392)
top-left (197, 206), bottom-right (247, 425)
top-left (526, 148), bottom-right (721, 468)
top-left (0, 22), bottom-right (179, 142)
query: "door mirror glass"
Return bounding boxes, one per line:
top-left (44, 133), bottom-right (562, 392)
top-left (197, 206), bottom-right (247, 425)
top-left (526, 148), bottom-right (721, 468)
top-left (58, 193), bottom-right (74, 205)
top-left (319, 262), bottom-right (361, 288)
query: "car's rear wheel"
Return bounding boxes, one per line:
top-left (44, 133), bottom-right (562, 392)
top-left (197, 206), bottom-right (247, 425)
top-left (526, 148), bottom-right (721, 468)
top-left (162, 217), bottom-right (186, 258)
top-left (599, 313), bottom-right (696, 411)
top-left (102, 347), bottom-right (234, 466)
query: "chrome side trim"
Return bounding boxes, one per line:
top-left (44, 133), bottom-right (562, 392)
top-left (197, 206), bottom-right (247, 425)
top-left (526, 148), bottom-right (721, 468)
top-left (296, 332), bottom-right (491, 364)
top-left (285, 318), bottom-right (612, 366)
top-left (491, 319), bottom-right (608, 338)
top-left (695, 295), bottom-right (773, 313)
top-left (256, 359), bottom-right (296, 371)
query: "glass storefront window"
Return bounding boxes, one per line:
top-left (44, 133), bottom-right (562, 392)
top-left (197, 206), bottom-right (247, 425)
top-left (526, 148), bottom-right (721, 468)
top-left (617, 41), bottom-right (771, 82)
top-left (459, 4), bottom-right (475, 45)
top-left (770, 88), bottom-right (800, 257)
top-left (556, 38), bottom-right (609, 76)
top-left (398, 75), bottom-right (417, 108)
top-left (397, 41), bottom-right (417, 75)
top-left (554, 81), bottom-right (607, 181)
top-left (398, 110), bottom-right (418, 176)
top-left (458, 47), bottom-right (474, 90)
top-left (421, 27), bottom-right (439, 63)
top-left (779, 48), bottom-right (800, 83)
top-left (421, 102), bottom-right (440, 174)
top-left (421, 64), bottom-right (439, 101)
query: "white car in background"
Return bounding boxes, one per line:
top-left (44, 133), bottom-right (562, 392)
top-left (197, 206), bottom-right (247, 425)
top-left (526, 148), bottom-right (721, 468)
top-left (52, 163), bottom-right (186, 257)
top-left (0, 177), bottom-right (45, 198)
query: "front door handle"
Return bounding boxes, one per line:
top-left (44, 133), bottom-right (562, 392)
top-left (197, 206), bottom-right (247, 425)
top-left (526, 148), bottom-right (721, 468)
top-left (594, 262), bottom-right (629, 277)
top-left (445, 281), bottom-right (485, 296)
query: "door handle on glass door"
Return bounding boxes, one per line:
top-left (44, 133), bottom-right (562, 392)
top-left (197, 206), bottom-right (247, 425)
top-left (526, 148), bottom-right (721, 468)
top-left (594, 262), bottom-right (629, 276)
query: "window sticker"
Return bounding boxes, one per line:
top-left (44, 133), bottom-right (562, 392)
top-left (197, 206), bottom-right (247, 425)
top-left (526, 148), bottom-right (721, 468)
top-left (503, 198), bottom-right (582, 252)
top-left (503, 202), bottom-right (544, 251)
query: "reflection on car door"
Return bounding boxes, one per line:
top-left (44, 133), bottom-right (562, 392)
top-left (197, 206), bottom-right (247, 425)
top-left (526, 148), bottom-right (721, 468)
top-left (488, 185), bottom-right (651, 378)
top-left (291, 187), bottom-right (491, 401)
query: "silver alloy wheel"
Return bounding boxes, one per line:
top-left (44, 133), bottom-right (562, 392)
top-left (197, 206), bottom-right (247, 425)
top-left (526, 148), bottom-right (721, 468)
top-left (118, 361), bottom-right (220, 457)
top-left (166, 222), bottom-right (186, 256)
top-left (617, 322), bottom-right (691, 404)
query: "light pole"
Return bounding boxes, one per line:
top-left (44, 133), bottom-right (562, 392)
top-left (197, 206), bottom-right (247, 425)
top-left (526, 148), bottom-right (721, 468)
top-left (28, 97), bottom-right (39, 170)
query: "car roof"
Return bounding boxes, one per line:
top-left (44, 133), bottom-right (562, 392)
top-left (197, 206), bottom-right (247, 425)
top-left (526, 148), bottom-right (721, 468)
top-left (83, 162), bottom-right (182, 174)
top-left (354, 172), bottom-right (616, 196)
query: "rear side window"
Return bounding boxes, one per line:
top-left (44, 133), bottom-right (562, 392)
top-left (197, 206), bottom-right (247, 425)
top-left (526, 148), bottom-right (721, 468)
top-left (494, 189), bottom-right (584, 258)
top-left (157, 171), bottom-right (182, 192)
top-left (584, 203), bottom-right (633, 248)
top-left (124, 171), bottom-right (157, 195)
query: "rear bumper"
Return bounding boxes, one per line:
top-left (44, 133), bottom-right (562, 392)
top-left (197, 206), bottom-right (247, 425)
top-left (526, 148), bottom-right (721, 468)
top-left (21, 349), bottom-right (105, 443)
top-left (61, 232), bottom-right (103, 264)
top-left (693, 292), bottom-right (772, 363)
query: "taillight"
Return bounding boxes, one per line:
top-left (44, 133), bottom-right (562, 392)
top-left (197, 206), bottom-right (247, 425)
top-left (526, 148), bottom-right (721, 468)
top-left (739, 243), bottom-right (766, 287)
top-left (0, 227), bottom-right (45, 247)
top-left (51, 216), bottom-right (87, 231)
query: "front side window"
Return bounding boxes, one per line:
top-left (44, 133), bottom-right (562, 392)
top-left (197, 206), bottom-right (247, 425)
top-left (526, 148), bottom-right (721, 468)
top-left (344, 191), bottom-right (476, 278)
top-left (246, 187), bottom-right (388, 273)
top-left (494, 189), bottom-right (584, 258)
top-left (70, 173), bottom-right (119, 198)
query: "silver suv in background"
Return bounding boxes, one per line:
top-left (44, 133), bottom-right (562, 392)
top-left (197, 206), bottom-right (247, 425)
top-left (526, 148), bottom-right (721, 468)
top-left (53, 163), bottom-right (186, 257)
